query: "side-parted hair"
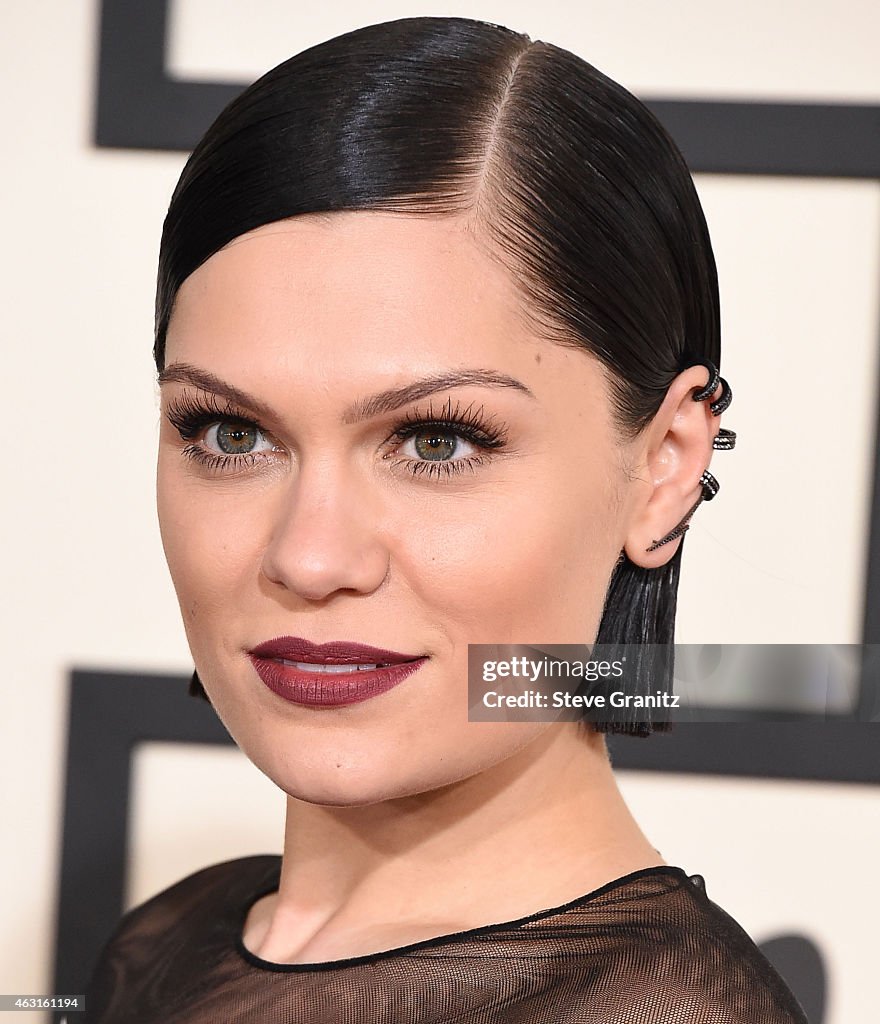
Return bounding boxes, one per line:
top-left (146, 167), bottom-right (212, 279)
top-left (156, 16), bottom-right (721, 736)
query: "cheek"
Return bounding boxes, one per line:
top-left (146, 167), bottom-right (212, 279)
top-left (392, 468), bottom-right (617, 647)
top-left (156, 460), bottom-right (260, 635)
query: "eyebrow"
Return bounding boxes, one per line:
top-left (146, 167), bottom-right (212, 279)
top-left (157, 363), bottom-right (535, 424)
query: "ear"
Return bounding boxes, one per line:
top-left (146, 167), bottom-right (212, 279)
top-left (622, 364), bottom-right (723, 568)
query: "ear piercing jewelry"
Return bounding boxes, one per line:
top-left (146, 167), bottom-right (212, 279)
top-left (646, 358), bottom-right (735, 553)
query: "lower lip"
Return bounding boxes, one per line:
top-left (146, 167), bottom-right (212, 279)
top-left (248, 656), bottom-right (428, 707)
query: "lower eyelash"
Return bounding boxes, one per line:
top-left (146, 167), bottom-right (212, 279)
top-left (180, 445), bottom-right (266, 473)
top-left (179, 441), bottom-right (490, 479)
top-left (391, 451), bottom-right (494, 480)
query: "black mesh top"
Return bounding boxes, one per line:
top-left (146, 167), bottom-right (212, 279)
top-left (82, 854), bottom-right (808, 1023)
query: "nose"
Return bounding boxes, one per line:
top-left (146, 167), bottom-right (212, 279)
top-left (260, 458), bottom-right (391, 601)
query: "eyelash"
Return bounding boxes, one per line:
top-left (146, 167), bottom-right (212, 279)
top-left (163, 392), bottom-right (509, 481)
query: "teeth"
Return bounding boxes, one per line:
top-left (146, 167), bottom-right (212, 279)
top-left (277, 659), bottom-right (390, 673)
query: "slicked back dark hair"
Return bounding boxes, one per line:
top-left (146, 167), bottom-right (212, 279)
top-left (157, 16), bottom-right (722, 736)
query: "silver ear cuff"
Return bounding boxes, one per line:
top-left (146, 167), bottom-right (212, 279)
top-left (645, 358), bottom-right (735, 553)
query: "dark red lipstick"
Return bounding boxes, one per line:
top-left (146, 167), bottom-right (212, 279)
top-left (248, 636), bottom-right (427, 707)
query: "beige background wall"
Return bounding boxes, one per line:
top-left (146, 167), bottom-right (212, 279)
top-left (2, 1), bottom-right (878, 1022)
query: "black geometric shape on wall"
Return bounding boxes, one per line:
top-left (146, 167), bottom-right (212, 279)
top-left (760, 935), bottom-right (827, 1024)
top-left (95, 0), bottom-right (242, 153)
top-left (53, 670), bottom-right (880, 1022)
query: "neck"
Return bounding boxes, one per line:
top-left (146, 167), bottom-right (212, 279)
top-left (244, 725), bottom-right (664, 963)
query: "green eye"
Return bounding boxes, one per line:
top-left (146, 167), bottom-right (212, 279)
top-left (215, 421), bottom-right (261, 455)
top-left (413, 430), bottom-right (458, 461)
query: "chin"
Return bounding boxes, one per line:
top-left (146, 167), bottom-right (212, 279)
top-left (253, 748), bottom-right (472, 808)
top-left (264, 768), bottom-right (422, 807)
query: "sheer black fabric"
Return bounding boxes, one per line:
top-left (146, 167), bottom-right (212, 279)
top-left (82, 855), bottom-right (807, 1023)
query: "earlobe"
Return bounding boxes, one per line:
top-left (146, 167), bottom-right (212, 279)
top-left (644, 469), bottom-right (720, 552)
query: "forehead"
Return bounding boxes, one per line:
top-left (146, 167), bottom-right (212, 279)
top-left (167, 212), bottom-right (531, 358)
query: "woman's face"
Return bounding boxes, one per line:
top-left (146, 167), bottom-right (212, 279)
top-left (157, 212), bottom-right (639, 805)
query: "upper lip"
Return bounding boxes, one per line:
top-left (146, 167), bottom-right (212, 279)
top-left (249, 636), bottom-right (424, 665)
